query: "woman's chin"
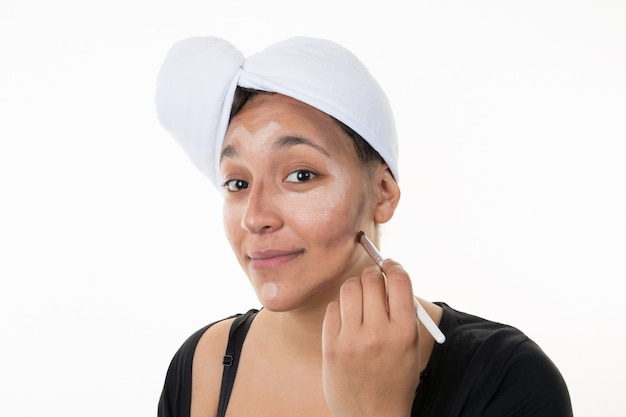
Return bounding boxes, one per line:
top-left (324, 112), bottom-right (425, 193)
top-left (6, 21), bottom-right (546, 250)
top-left (255, 286), bottom-right (312, 312)
top-left (255, 282), bottom-right (290, 311)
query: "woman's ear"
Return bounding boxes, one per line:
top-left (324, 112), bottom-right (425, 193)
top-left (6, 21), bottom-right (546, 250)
top-left (374, 166), bottom-right (401, 224)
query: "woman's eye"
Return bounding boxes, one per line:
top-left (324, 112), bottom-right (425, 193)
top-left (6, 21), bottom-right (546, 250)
top-left (285, 170), bottom-right (316, 183)
top-left (223, 179), bottom-right (249, 192)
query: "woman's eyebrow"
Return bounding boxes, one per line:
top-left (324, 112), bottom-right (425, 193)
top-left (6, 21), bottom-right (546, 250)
top-left (220, 145), bottom-right (237, 161)
top-left (272, 135), bottom-right (330, 157)
top-left (220, 135), bottom-right (330, 162)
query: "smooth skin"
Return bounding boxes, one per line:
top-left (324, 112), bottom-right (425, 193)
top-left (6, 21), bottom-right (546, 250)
top-left (190, 94), bottom-right (443, 417)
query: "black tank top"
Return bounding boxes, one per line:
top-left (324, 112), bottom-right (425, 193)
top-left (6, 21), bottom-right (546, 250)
top-left (217, 309), bottom-right (258, 417)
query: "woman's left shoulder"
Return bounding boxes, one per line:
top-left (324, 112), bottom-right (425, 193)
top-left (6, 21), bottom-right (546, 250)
top-left (435, 303), bottom-right (573, 416)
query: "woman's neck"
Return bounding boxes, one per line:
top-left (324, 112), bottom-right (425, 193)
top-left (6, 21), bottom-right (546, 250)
top-left (256, 303), bottom-right (328, 360)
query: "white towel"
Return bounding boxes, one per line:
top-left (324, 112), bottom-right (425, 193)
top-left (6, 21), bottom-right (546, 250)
top-left (156, 36), bottom-right (398, 188)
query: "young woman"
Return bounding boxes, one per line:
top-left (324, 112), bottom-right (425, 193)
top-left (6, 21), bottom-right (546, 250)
top-left (155, 37), bottom-right (573, 417)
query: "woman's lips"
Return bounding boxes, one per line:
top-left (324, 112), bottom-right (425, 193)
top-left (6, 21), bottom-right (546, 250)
top-left (247, 249), bottom-right (305, 269)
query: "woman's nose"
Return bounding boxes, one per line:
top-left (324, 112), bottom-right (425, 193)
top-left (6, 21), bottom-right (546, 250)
top-left (241, 183), bottom-right (283, 234)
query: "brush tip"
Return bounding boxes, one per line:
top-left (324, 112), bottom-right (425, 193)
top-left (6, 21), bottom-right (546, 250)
top-left (356, 231), bottom-right (365, 242)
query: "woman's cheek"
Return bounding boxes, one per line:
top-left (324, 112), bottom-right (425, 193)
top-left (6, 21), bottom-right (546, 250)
top-left (277, 185), bottom-right (356, 240)
top-left (274, 188), bottom-right (327, 227)
top-left (222, 201), bottom-right (244, 247)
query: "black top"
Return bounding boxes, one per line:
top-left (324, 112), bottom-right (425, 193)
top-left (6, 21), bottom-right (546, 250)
top-left (157, 304), bottom-right (573, 417)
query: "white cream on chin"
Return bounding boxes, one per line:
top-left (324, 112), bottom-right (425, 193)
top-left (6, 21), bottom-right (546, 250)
top-left (261, 282), bottom-right (278, 300)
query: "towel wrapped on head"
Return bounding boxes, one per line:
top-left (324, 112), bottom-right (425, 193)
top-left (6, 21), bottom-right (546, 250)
top-left (155, 36), bottom-right (399, 188)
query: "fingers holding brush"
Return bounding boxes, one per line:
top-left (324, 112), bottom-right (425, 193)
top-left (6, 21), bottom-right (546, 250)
top-left (321, 251), bottom-right (421, 417)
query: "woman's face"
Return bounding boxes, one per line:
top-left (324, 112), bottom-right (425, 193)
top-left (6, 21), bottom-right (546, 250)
top-left (220, 94), bottom-right (379, 312)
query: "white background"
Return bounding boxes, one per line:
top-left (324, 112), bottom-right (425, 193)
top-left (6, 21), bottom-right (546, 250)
top-left (1, 1), bottom-right (624, 416)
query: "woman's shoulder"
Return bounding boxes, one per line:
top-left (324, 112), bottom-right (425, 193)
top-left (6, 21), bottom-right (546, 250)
top-left (423, 303), bottom-right (572, 416)
top-left (192, 309), bottom-right (260, 417)
top-left (194, 315), bottom-right (238, 361)
top-left (436, 302), bottom-right (530, 354)
top-left (157, 310), bottom-right (258, 417)
top-left (168, 314), bottom-right (238, 366)
top-left (171, 309), bottom-right (260, 363)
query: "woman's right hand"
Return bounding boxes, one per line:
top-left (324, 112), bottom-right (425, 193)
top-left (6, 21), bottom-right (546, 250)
top-left (321, 260), bottom-right (421, 417)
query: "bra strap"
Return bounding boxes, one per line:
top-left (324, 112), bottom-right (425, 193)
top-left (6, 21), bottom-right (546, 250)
top-left (216, 309), bottom-right (259, 417)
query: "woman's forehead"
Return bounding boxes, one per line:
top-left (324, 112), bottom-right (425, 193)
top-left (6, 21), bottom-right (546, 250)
top-left (230, 94), bottom-right (333, 130)
top-left (224, 94), bottom-right (355, 156)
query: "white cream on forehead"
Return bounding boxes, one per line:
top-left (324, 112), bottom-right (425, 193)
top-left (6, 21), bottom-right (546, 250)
top-left (225, 121), bottom-right (281, 148)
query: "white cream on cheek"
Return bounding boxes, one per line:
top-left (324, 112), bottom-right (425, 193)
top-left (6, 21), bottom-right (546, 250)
top-left (272, 163), bottom-right (357, 245)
